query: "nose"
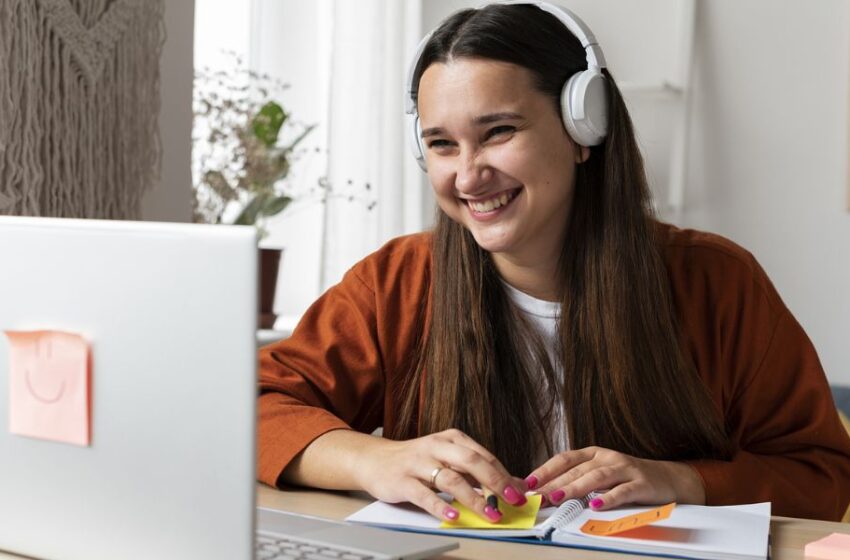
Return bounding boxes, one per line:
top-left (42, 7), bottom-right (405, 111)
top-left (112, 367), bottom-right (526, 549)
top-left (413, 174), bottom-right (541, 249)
top-left (454, 148), bottom-right (493, 195)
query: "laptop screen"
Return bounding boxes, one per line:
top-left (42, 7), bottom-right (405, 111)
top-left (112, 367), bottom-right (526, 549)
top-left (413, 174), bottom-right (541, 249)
top-left (0, 216), bottom-right (258, 559)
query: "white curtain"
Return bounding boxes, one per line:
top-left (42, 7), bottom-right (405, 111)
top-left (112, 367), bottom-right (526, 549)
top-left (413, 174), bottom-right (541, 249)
top-left (250, 0), bottom-right (428, 316)
top-left (320, 0), bottom-right (427, 289)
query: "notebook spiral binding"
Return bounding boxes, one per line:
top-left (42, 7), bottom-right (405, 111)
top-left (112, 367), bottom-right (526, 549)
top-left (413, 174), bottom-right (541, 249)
top-left (542, 494), bottom-right (592, 538)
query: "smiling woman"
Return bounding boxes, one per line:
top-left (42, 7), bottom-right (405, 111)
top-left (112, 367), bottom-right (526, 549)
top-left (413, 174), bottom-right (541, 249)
top-left (256, 1), bottom-right (850, 525)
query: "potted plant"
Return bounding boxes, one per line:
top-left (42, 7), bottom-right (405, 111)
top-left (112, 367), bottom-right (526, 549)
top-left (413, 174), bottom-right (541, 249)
top-left (192, 56), bottom-right (375, 329)
top-left (192, 58), bottom-right (316, 329)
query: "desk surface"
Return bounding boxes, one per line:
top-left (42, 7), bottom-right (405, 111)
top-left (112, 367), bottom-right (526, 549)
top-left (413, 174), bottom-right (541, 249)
top-left (258, 484), bottom-right (850, 560)
top-left (0, 485), bottom-right (845, 559)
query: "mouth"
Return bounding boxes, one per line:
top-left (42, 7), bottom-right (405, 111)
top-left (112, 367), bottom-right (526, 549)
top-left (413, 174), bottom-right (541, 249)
top-left (24, 369), bottom-right (66, 404)
top-left (465, 187), bottom-right (522, 215)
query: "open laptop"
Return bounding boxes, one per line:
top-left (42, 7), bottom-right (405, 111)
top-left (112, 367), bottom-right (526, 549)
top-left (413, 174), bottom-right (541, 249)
top-left (0, 216), bottom-right (456, 560)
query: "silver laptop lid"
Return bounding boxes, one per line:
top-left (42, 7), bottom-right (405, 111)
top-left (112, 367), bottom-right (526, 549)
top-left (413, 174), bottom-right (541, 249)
top-left (0, 216), bottom-right (257, 560)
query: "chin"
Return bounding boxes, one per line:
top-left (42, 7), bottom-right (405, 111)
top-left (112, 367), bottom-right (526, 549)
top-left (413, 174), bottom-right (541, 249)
top-left (468, 230), bottom-right (514, 254)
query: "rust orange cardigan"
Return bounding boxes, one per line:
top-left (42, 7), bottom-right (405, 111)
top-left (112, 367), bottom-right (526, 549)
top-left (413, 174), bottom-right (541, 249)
top-left (258, 223), bottom-right (850, 521)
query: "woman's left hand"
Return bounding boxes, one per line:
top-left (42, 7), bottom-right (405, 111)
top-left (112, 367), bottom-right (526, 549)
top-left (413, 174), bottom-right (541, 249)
top-left (525, 446), bottom-right (706, 510)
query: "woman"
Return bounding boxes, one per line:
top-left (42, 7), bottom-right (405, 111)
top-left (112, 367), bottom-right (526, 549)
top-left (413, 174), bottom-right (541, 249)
top-left (257, 2), bottom-right (850, 523)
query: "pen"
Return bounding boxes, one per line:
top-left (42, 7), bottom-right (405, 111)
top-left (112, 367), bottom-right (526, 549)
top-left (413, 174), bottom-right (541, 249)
top-left (483, 487), bottom-right (500, 514)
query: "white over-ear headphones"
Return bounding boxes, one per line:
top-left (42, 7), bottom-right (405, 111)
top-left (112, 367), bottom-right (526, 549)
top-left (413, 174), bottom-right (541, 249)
top-left (404, 0), bottom-right (609, 172)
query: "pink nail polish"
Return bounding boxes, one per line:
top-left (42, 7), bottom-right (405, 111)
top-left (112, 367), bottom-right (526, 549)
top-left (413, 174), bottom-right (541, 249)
top-left (525, 475), bottom-right (539, 490)
top-left (444, 506), bottom-right (459, 521)
top-left (549, 489), bottom-right (565, 503)
top-left (484, 505), bottom-right (502, 522)
top-left (590, 498), bottom-right (604, 509)
top-left (503, 486), bottom-right (526, 506)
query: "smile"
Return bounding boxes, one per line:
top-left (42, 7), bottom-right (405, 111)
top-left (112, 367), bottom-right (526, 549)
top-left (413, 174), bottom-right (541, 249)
top-left (25, 368), bottom-right (66, 404)
top-left (466, 188), bottom-right (521, 214)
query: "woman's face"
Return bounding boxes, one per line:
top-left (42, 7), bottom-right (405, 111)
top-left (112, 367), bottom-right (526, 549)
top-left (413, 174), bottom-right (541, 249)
top-left (417, 57), bottom-right (587, 264)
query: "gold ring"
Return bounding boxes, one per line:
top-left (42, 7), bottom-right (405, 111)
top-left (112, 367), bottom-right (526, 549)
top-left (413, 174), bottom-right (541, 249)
top-left (429, 467), bottom-right (444, 488)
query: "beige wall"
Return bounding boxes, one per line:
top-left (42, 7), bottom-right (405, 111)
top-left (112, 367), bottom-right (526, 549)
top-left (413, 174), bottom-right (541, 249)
top-left (681, 0), bottom-right (850, 385)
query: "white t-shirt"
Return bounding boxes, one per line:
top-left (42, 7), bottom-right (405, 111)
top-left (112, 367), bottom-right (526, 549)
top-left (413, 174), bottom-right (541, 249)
top-left (501, 282), bottom-right (568, 463)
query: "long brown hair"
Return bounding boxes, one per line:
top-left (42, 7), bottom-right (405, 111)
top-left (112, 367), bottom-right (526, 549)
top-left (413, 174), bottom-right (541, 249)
top-left (392, 4), bottom-right (730, 476)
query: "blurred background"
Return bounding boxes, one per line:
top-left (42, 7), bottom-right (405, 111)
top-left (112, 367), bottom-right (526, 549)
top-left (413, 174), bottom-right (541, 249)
top-left (146, 0), bottom-right (849, 385)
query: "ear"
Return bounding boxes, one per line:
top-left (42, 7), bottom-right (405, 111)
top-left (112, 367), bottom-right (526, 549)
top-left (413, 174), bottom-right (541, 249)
top-left (575, 145), bottom-right (591, 164)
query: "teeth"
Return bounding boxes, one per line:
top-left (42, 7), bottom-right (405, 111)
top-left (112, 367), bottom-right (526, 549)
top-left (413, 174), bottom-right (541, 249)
top-left (470, 191), bottom-right (514, 213)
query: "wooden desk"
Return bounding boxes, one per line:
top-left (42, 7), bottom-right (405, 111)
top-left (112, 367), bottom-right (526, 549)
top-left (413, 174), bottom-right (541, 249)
top-left (258, 484), bottom-right (850, 560)
top-left (0, 485), bottom-right (844, 559)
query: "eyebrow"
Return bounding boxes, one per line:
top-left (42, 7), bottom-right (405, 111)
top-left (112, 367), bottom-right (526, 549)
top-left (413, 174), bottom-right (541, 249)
top-left (420, 111), bottom-right (524, 138)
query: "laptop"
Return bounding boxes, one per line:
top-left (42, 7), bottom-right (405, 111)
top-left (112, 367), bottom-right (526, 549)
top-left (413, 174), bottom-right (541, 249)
top-left (0, 216), bottom-right (457, 560)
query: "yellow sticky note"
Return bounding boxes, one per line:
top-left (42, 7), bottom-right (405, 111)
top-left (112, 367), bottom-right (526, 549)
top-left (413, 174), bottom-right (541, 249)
top-left (440, 494), bottom-right (542, 529)
top-left (5, 330), bottom-right (91, 446)
top-left (580, 502), bottom-right (675, 536)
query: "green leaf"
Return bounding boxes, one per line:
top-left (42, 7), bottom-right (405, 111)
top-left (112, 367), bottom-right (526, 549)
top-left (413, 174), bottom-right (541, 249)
top-left (260, 195), bottom-right (292, 218)
top-left (252, 101), bottom-right (287, 147)
top-left (233, 192), bottom-right (271, 225)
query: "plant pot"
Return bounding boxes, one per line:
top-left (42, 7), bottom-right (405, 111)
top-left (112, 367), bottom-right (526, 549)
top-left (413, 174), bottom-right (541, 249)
top-left (259, 248), bottom-right (282, 329)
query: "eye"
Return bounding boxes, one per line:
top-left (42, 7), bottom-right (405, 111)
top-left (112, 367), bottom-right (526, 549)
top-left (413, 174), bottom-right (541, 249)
top-left (485, 125), bottom-right (516, 140)
top-left (426, 138), bottom-right (454, 150)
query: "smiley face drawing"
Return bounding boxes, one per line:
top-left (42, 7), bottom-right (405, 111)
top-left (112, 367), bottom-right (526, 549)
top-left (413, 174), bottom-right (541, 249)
top-left (4, 330), bottom-right (91, 446)
top-left (24, 338), bottom-right (67, 404)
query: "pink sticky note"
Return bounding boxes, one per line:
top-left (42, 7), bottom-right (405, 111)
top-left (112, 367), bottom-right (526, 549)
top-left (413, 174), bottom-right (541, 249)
top-left (5, 330), bottom-right (91, 446)
top-left (805, 532), bottom-right (850, 560)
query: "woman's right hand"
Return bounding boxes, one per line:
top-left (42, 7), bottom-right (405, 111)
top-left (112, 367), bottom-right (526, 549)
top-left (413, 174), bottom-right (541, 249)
top-left (352, 428), bottom-right (529, 523)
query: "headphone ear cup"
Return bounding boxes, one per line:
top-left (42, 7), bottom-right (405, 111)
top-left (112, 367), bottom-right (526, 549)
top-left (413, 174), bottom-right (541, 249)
top-left (406, 112), bottom-right (427, 171)
top-left (561, 69), bottom-right (609, 147)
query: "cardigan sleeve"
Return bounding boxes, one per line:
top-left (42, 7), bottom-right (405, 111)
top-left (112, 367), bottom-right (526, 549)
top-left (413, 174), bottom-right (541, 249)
top-left (666, 234), bottom-right (850, 521)
top-left (256, 264), bottom-right (385, 487)
top-left (686, 307), bottom-right (850, 520)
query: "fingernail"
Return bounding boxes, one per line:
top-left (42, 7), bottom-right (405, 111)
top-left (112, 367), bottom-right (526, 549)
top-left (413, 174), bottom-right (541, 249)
top-left (590, 497), bottom-right (604, 509)
top-left (525, 475), bottom-right (538, 490)
top-left (538, 494), bottom-right (550, 508)
top-left (503, 486), bottom-right (526, 506)
top-left (444, 506), bottom-right (459, 521)
top-left (549, 489), bottom-right (566, 503)
top-left (484, 505), bottom-right (502, 522)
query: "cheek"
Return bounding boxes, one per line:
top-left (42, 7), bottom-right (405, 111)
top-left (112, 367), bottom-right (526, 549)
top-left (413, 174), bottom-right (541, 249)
top-left (489, 137), bottom-right (563, 181)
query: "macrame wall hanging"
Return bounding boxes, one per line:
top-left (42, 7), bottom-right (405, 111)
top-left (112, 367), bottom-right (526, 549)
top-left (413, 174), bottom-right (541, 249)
top-left (0, 0), bottom-right (164, 219)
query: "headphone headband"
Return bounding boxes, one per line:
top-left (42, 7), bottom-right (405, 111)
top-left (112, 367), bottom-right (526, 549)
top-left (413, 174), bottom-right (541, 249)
top-left (500, 1), bottom-right (606, 69)
top-left (404, 2), bottom-right (605, 116)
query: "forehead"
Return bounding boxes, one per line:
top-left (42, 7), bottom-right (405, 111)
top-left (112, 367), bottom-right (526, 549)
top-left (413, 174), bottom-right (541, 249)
top-left (417, 58), bottom-right (545, 122)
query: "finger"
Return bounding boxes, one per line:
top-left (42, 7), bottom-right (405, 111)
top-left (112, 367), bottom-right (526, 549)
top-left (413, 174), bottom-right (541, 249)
top-left (434, 441), bottom-right (527, 507)
top-left (432, 467), bottom-right (502, 524)
top-left (441, 429), bottom-right (501, 464)
top-left (525, 447), bottom-right (599, 492)
top-left (547, 464), bottom-right (627, 505)
top-left (536, 460), bottom-right (595, 497)
top-left (406, 479), bottom-right (462, 522)
top-left (457, 471), bottom-right (527, 491)
top-left (536, 448), bottom-right (628, 497)
top-left (440, 430), bottom-right (520, 482)
top-left (440, 430), bottom-right (530, 490)
top-left (587, 482), bottom-right (645, 511)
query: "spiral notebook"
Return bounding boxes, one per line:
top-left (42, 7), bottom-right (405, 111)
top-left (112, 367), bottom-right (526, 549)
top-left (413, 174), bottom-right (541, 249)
top-left (346, 496), bottom-right (771, 560)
